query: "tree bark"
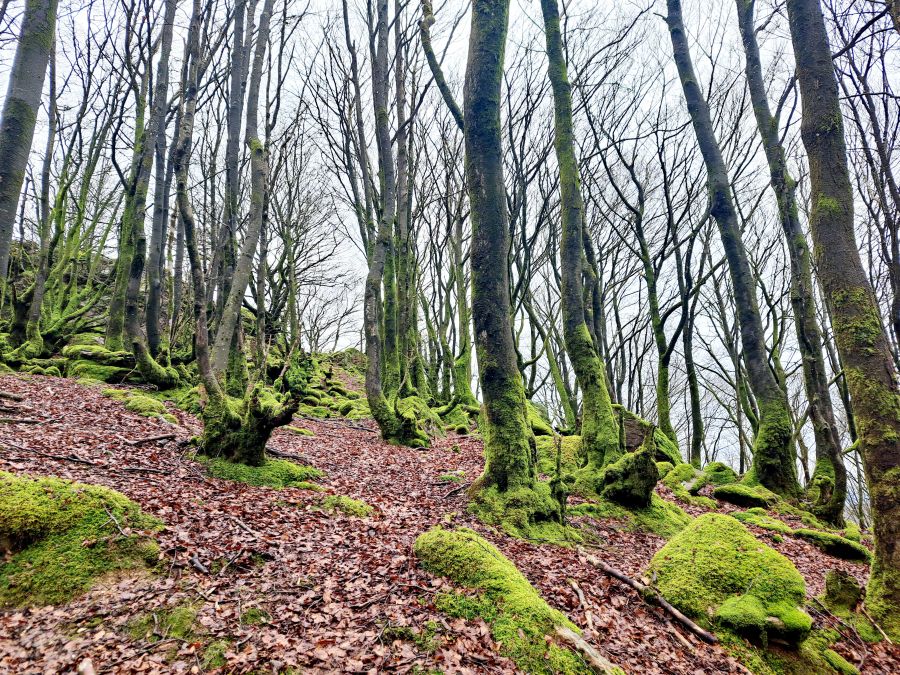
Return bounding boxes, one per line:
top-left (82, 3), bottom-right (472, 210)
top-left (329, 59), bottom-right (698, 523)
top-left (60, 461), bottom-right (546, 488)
top-left (667, 0), bottom-right (797, 495)
top-left (735, 0), bottom-right (845, 523)
top-left (0, 0), bottom-right (58, 281)
top-left (787, 0), bottom-right (900, 638)
top-left (540, 0), bottom-right (618, 469)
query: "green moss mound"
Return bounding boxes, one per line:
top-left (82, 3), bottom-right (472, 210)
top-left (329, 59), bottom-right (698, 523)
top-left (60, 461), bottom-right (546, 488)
top-left (713, 483), bottom-right (778, 508)
top-left (793, 529), bottom-right (871, 562)
top-left (202, 457), bottom-right (323, 489)
top-left (129, 602), bottom-right (199, 642)
top-left (470, 481), bottom-right (574, 543)
top-left (569, 493), bottom-right (691, 539)
top-left (414, 527), bottom-right (598, 674)
top-left (649, 513), bottom-right (811, 644)
top-left (0, 471), bottom-right (161, 606)
top-left (730, 508), bottom-right (793, 535)
top-left (821, 570), bottom-right (881, 643)
top-left (661, 463), bottom-right (718, 509)
top-left (527, 401), bottom-right (554, 436)
top-left (535, 434), bottom-right (582, 476)
top-left (597, 450), bottom-right (658, 507)
top-left (322, 495), bottom-right (373, 518)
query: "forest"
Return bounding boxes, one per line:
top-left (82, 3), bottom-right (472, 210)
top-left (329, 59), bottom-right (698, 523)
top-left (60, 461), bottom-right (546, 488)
top-left (0, 0), bottom-right (898, 672)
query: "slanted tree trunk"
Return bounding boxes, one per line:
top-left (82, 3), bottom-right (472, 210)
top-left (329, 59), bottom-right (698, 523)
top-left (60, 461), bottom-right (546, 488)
top-left (736, 0), bottom-right (845, 524)
top-left (465, 0), bottom-right (538, 492)
top-left (787, 0), bottom-right (900, 638)
top-left (540, 0), bottom-right (618, 470)
top-left (0, 0), bottom-right (58, 282)
top-left (667, 0), bottom-right (797, 495)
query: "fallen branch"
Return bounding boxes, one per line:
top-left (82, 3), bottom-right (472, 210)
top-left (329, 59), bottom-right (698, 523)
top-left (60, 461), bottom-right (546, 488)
top-left (125, 432), bottom-right (176, 446)
top-left (0, 417), bottom-right (42, 424)
top-left (0, 391), bottom-right (24, 401)
top-left (568, 577), bottom-right (587, 609)
top-left (228, 514), bottom-right (260, 539)
top-left (581, 553), bottom-right (718, 644)
top-left (0, 441), bottom-right (97, 466)
top-left (554, 625), bottom-right (621, 674)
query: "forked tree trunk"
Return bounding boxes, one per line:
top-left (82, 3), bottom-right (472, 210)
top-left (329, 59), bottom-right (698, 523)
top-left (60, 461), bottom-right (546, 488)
top-left (787, 0), bottom-right (900, 639)
top-left (667, 0), bottom-right (797, 495)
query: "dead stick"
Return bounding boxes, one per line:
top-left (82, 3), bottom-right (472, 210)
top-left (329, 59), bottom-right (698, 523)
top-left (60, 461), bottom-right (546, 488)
top-left (189, 554), bottom-right (210, 575)
top-left (1, 442), bottom-right (96, 466)
top-left (445, 481), bottom-right (472, 499)
top-left (103, 505), bottom-right (128, 537)
top-left (568, 578), bottom-right (587, 609)
top-left (582, 553), bottom-right (718, 644)
top-left (228, 514), bottom-right (260, 539)
top-left (861, 604), bottom-right (893, 644)
top-left (554, 625), bottom-right (621, 674)
top-left (126, 433), bottom-right (177, 446)
top-left (0, 417), bottom-right (41, 424)
top-left (119, 466), bottom-right (169, 475)
top-left (0, 391), bottom-right (24, 401)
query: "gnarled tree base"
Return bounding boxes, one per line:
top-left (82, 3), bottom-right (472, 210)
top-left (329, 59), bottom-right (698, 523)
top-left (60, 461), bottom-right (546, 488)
top-left (198, 385), bottom-right (300, 466)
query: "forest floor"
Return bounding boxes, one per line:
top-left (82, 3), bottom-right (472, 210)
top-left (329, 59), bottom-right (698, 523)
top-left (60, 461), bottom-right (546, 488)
top-left (0, 373), bottom-right (898, 674)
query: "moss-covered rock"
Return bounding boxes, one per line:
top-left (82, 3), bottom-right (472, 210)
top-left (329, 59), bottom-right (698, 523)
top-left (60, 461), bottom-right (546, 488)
top-left (124, 394), bottom-right (168, 418)
top-left (202, 457), bottom-right (322, 489)
top-left (597, 450), bottom-right (658, 507)
top-left (661, 463), bottom-right (718, 509)
top-left (569, 493), bottom-right (691, 539)
top-left (730, 508), bottom-right (794, 535)
top-left (67, 360), bottom-right (133, 383)
top-left (649, 513), bottom-right (811, 644)
top-left (699, 461), bottom-right (738, 487)
top-left (321, 494), bottom-right (373, 518)
top-left (415, 527), bottom-right (603, 674)
top-left (824, 570), bottom-right (862, 611)
top-left (527, 401), bottom-right (554, 436)
top-left (470, 481), bottom-right (572, 543)
top-left (713, 483), bottom-right (778, 508)
top-left (0, 471), bottom-right (161, 606)
top-left (793, 529), bottom-right (871, 562)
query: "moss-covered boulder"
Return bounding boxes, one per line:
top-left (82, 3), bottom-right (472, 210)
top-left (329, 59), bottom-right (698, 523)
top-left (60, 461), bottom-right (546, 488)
top-left (613, 405), bottom-right (683, 465)
top-left (597, 450), bottom-right (658, 507)
top-left (713, 483), bottom-right (778, 508)
top-left (527, 401), bottom-right (554, 436)
top-left (824, 570), bottom-right (863, 611)
top-left (415, 527), bottom-right (606, 674)
top-left (700, 461), bottom-right (738, 487)
top-left (0, 471), bottom-right (161, 606)
top-left (649, 513), bottom-right (811, 645)
top-left (793, 529), bottom-right (871, 562)
top-left (730, 508), bottom-right (793, 535)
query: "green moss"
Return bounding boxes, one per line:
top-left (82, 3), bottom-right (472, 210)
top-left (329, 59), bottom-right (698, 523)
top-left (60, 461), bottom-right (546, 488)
top-left (67, 360), bottom-right (132, 383)
top-left (656, 461), bottom-right (674, 476)
top-left (129, 602), bottom-right (198, 642)
top-left (240, 607), bottom-right (270, 625)
top-left (701, 461), bottom-right (739, 486)
top-left (649, 513), bottom-right (810, 644)
top-left (730, 509), bottom-right (794, 535)
top-left (661, 463), bottom-right (718, 509)
top-left (381, 621), bottom-right (442, 653)
top-left (596, 449), bottom-right (658, 507)
top-left (842, 522), bottom-right (861, 543)
top-left (527, 402), bottom-right (554, 436)
top-left (439, 471), bottom-right (465, 483)
top-left (202, 457), bottom-right (323, 489)
top-left (124, 394), bottom-right (168, 417)
top-left (322, 495), bottom-right (373, 518)
top-left (285, 426), bottom-right (315, 436)
top-left (821, 570), bottom-right (881, 643)
top-left (569, 493), bottom-right (691, 539)
top-left (793, 529), bottom-right (871, 562)
top-left (470, 481), bottom-right (574, 543)
top-left (0, 471), bottom-right (161, 606)
top-left (414, 527), bottom-right (594, 674)
top-left (823, 649), bottom-right (859, 675)
top-left (713, 483), bottom-right (778, 508)
top-left (535, 434), bottom-right (581, 476)
top-left (201, 639), bottom-right (230, 670)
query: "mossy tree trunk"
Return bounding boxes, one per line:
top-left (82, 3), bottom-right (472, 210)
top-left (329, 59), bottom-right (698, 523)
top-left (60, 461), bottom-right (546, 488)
top-left (787, 0), bottom-right (900, 639)
top-left (0, 0), bottom-right (58, 282)
top-left (540, 0), bottom-right (619, 469)
top-left (667, 0), bottom-right (798, 496)
top-left (464, 0), bottom-right (537, 491)
top-left (735, 0), bottom-right (845, 524)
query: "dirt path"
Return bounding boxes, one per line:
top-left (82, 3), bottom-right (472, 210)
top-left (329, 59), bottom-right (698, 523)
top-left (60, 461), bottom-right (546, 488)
top-left (0, 375), bottom-right (896, 674)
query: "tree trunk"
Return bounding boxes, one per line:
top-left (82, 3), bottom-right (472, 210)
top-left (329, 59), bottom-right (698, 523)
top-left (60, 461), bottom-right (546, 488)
top-left (465, 0), bottom-right (536, 491)
top-left (0, 0), bottom-right (57, 281)
top-left (735, 0), bottom-right (845, 523)
top-left (667, 0), bottom-right (797, 495)
top-left (787, 0), bottom-right (900, 639)
top-left (540, 0), bottom-right (618, 470)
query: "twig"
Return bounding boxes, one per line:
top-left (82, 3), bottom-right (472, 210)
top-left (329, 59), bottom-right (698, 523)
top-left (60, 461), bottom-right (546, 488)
top-left (665, 619), bottom-right (695, 653)
top-left (554, 625), bottom-right (621, 674)
top-left (218, 549), bottom-right (245, 577)
top-left (126, 432), bottom-right (176, 446)
top-left (103, 505), bottom-right (128, 537)
top-left (228, 514), bottom-right (260, 539)
top-left (119, 465), bottom-right (169, 475)
top-left (861, 604), bottom-right (893, 644)
top-left (0, 391), bottom-right (24, 401)
top-left (1, 441), bottom-right (97, 466)
top-left (0, 417), bottom-right (41, 424)
top-left (581, 552), bottom-right (718, 644)
top-left (445, 481), bottom-right (471, 499)
top-left (568, 578), bottom-right (587, 609)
